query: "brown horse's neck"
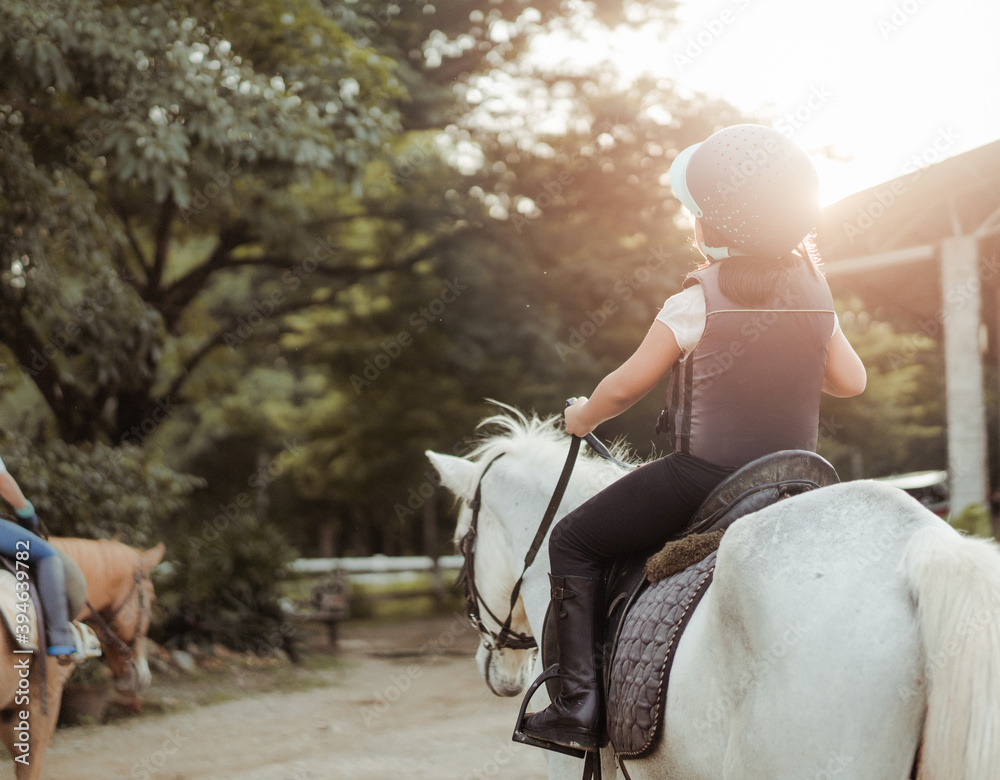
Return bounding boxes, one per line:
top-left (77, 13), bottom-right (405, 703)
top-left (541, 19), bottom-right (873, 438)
top-left (50, 537), bottom-right (138, 611)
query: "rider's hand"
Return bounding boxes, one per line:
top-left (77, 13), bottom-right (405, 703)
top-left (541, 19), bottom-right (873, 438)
top-left (17, 514), bottom-right (41, 535)
top-left (14, 503), bottom-right (40, 535)
top-left (564, 397), bottom-right (594, 437)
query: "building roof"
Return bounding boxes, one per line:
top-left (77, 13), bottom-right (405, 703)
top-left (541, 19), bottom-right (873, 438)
top-left (820, 137), bottom-right (1000, 260)
top-left (818, 138), bottom-right (1000, 318)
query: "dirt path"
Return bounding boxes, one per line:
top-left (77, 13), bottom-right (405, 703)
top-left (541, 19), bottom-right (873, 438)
top-left (13, 616), bottom-right (550, 780)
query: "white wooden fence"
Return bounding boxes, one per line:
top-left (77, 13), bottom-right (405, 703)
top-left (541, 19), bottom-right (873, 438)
top-left (288, 554), bottom-right (463, 587)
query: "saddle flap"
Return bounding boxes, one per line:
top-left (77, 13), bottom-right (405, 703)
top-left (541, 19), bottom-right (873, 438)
top-left (606, 550), bottom-right (718, 757)
top-left (0, 570), bottom-right (39, 651)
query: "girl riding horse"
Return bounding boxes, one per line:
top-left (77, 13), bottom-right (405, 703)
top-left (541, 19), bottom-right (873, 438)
top-left (519, 124), bottom-right (867, 754)
top-left (0, 453), bottom-right (88, 658)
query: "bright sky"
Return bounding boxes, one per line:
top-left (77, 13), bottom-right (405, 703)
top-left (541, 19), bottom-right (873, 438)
top-left (531, 0), bottom-right (1000, 205)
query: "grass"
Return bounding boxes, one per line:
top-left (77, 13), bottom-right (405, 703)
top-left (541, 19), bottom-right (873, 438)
top-left (283, 570), bottom-right (464, 621)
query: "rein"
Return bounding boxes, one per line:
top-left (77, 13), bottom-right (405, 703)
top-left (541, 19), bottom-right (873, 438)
top-left (84, 568), bottom-right (151, 661)
top-left (582, 432), bottom-right (634, 471)
top-left (457, 434), bottom-right (584, 652)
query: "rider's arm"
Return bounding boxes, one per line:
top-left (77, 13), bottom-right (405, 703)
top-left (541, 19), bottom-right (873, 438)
top-left (0, 459), bottom-right (36, 527)
top-left (822, 327), bottom-right (867, 398)
top-left (0, 470), bottom-right (30, 514)
top-left (565, 321), bottom-right (681, 436)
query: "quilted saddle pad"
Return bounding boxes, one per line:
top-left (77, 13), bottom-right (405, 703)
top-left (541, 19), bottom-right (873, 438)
top-left (606, 549), bottom-right (718, 757)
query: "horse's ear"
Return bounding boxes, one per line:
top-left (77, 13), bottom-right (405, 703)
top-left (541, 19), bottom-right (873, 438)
top-left (426, 451), bottom-right (479, 500)
top-left (140, 542), bottom-right (166, 572)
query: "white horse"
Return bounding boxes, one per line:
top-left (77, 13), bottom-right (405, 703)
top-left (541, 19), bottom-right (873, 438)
top-left (428, 408), bottom-right (1000, 780)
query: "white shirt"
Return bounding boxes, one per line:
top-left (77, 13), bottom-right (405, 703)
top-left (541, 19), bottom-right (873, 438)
top-left (655, 284), bottom-right (840, 358)
top-left (0, 455), bottom-right (6, 473)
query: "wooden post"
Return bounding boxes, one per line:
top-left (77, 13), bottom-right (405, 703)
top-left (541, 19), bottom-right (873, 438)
top-left (940, 234), bottom-right (989, 514)
top-left (318, 519), bottom-right (335, 559)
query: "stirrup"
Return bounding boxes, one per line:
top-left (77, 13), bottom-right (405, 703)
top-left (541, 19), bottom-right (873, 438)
top-left (512, 664), bottom-right (590, 758)
top-left (72, 622), bottom-right (103, 660)
top-left (50, 623), bottom-right (103, 663)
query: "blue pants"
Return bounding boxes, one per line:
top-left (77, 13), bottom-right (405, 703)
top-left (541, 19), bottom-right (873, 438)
top-left (0, 519), bottom-right (73, 650)
top-left (0, 519), bottom-right (57, 560)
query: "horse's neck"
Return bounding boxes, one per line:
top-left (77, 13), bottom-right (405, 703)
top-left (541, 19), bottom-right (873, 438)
top-left (52, 538), bottom-right (130, 610)
top-left (502, 457), bottom-right (607, 545)
top-left (498, 457), bottom-right (613, 640)
top-left (85, 573), bottom-right (124, 611)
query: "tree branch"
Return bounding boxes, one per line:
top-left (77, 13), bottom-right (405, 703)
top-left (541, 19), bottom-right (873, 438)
top-left (154, 223), bottom-right (472, 337)
top-left (153, 225), bottom-right (248, 331)
top-left (158, 329), bottom-right (232, 404)
top-left (158, 294), bottom-right (334, 403)
top-left (108, 187), bottom-right (151, 277)
top-left (146, 195), bottom-right (176, 294)
top-left (225, 227), bottom-right (472, 276)
top-left (4, 316), bottom-right (98, 443)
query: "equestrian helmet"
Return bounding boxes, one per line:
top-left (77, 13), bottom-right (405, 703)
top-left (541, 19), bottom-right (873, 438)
top-left (669, 124), bottom-right (819, 258)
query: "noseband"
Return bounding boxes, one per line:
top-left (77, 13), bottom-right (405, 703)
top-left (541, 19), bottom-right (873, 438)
top-left (456, 435), bottom-right (584, 653)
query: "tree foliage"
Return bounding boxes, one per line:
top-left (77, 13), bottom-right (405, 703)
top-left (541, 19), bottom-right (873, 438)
top-left (1, 0), bottom-right (401, 445)
top-left (818, 303), bottom-right (945, 479)
top-left (0, 0), bottom-right (950, 647)
top-left (0, 428), bottom-right (203, 545)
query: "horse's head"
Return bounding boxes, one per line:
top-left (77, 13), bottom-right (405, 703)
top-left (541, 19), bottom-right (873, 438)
top-left (428, 450), bottom-right (538, 697)
top-left (96, 541), bottom-right (165, 694)
top-left (428, 407), bottom-right (629, 698)
top-left (55, 538), bottom-right (166, 695)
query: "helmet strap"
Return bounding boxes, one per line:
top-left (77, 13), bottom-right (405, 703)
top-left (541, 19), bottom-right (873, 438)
top-left (699, 242), bottom-right (748, 262)
top-left (694, 218), bottom-right (748, 262)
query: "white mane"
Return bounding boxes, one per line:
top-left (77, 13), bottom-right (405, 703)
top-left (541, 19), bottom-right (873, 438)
top-left (454, 403), bottom-right (641, 540)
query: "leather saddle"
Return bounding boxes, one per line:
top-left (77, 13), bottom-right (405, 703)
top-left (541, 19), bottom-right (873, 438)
top-left (0, 549), bottom-right (89, 649)
top-left (541, 449), bottom-right (840, 754)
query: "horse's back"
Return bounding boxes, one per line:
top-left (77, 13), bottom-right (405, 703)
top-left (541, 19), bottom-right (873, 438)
top-left (654, 481), bottom-right (933, 780)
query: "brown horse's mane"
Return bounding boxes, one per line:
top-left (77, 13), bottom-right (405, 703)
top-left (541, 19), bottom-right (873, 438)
top-left (50, 537), bottom-right (140, 606)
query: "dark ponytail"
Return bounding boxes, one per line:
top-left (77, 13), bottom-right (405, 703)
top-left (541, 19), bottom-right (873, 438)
top-left (694, 224), bottom-right (824, 307)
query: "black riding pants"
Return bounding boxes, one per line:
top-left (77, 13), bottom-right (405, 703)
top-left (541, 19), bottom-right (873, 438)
top-left (548, 452), bottom-right (733, 580)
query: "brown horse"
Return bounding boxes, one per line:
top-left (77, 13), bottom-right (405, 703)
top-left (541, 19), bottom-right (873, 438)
top-left (0, 538), bottom-right (165, 779)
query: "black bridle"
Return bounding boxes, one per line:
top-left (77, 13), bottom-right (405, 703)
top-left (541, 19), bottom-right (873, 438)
top-left (84, 568), bottom-right (152, 661)
top-left (456, 435), bottom-right (585, 653)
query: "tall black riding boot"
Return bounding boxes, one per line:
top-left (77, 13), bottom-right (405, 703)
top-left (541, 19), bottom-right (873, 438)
top-left (519, 574), bottom-right (602, 751)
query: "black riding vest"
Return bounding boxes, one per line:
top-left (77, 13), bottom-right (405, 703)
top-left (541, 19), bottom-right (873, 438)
top-left (662, 261), bottom-right (836, 469)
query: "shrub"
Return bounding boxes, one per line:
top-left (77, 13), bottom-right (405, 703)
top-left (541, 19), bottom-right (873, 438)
top-left (154, 512), bottom-right (299, 658)
top-left (949, 503), bottom-right (995, 539)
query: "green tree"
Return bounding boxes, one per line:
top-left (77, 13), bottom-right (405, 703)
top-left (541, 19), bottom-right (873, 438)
top-left (15, 0), bottom-right (949, 648)
top-left (144, 0), bottom-right (700, 559)
top-left (260, 45), bottom-right (747, 560)
top-left (1, 0), bottom-right (402, 445)
top-left (819, 303), bottom-right (945, 479)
